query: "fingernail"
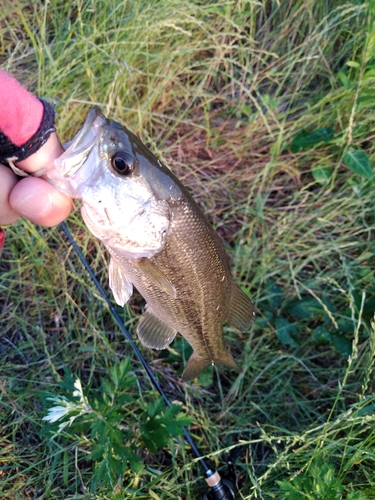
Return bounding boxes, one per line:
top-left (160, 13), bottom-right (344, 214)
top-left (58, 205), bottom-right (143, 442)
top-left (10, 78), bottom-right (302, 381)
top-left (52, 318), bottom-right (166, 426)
top-left (13, 192), bottom-right (53, 218)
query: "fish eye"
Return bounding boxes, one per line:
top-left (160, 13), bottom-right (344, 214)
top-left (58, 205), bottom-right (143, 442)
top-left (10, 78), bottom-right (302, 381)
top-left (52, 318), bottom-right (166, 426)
top-left (111, 151), bottom-right (135, 175)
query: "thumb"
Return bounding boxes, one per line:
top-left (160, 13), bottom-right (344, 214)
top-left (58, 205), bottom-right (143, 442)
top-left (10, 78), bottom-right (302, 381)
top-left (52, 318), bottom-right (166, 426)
top-left (9, 176), bottom-right (72, 227)
top-left (2, 132), bottom-right (73, 227)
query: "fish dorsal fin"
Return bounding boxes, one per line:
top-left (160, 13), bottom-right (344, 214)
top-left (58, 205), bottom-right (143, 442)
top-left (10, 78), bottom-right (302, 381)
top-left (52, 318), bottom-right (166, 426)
top-left (109, 258), bottom-right (133, 306)
top-left (227, 283), bottom-right (256, 332)
top-left (137, 307), bottom-right (177, 350)
top-left (136, 259), bottom-right (177, 299)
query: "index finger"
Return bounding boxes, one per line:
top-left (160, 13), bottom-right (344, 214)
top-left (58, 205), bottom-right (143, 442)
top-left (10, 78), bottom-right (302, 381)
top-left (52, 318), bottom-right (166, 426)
top-left (0, 164), bottom-right (19, 225)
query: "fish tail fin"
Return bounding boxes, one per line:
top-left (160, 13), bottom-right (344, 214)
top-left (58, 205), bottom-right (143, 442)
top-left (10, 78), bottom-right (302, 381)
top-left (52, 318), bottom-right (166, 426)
top-left (182, 351), bottom-right (240, 382)
top-left (215, 350), bottom-right (241, 373)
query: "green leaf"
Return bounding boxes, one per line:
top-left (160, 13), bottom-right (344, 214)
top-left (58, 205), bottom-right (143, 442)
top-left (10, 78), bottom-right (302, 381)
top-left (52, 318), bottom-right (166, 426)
top-left (116, 393), bottom-right (134, 406)
top-left (128, 453), bottom-right (144, 474)
top-left (311, 164), bottom-right (332, 184)
top-left (311, 326), bottom-right (331, 346)
top-left (285, 297), bottom-right (330, 319)
top-left (275, 318), bottom-right (299, 347)
top-left (141, 400), bottom-right (192, 453)
top-left (364, 67), bottom-right (375, 79)
top-left (141, 421), bottom-right (169, 453)
top-left (92, 453), bottom-right (114, 488)
top-left (346, 492), bottom-right (370, 500)
top-left (163, 409), bottom-right (192, 436)
top-left (100, 378), bottom-right (115, 398)
top-left (337, 70), bottom-right (351, 89)
top-left (343, 147), bottom-right (373, 179)
top-left (346, 60), bottom-right (360, 68)
top-left (262, 93), bottom-right (278, 110)
top-left (265, 280), bottom-right (283, 309)
top-left (278, 458), bottom-right (344, 500)
top-left (357, 402), bottom-right (375, 417)
top-left (197, 368), bottom-right (213, 387)
top-left (290, 128), bottom-right (335, 153)
top-left (108, 358), bottom-right (135, 392)
top-left (63, 450), bottom-right (69, 487)
top-left (90, 443), bottom-right (105, 461)
top-left (146, 398), bottom-right (164, 419)
top-left (111, 455), bottom-right (125, 476)
top-left (330, 333), bottom-right (352, 358)
top-left (357, 95), bottom-right (375, 107)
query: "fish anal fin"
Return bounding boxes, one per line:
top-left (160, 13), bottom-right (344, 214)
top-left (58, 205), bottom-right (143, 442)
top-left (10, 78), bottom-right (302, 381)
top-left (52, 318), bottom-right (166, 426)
top-left (137, 259), bottom-right (177, 299)
top-left (109, 258), bottom-right (133, 306)
top-left (182, 350), bottom-right (240, 382)
top-left (227, 283), bottom-right (256, 332)
top-left (137, 307), bottom-right (177, 350)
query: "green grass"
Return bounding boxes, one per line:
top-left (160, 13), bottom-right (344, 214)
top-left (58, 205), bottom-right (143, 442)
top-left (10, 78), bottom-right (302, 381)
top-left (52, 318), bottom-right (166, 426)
top-left (1, 0), bottom-right (375, 498)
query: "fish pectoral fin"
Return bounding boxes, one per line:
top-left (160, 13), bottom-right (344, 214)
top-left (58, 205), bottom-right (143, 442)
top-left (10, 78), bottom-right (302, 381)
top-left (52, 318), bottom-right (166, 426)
top-left (109, 258), bottom-right (133, 306)
top-left (137, 307), bottom-right (177, 350)
top-left (136, 259), bottom-right (177, 299)
top-left (182, 350), bottom-right (240, 382)
top-left (227, 283), bottom-right (256, 332)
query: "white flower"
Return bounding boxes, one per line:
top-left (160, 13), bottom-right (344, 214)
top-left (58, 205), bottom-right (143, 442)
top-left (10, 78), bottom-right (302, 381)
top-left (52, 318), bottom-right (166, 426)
top-left (72, 378), bottom-right (89, 407)
top-left (43, 399), bottom-right (72, 423)
top-left (43, 379), bottom-right (92, 435)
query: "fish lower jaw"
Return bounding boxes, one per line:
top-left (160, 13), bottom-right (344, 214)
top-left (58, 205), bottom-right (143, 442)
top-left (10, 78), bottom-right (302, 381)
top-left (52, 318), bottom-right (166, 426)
top-left (109, 245), bottom-right (164, 260)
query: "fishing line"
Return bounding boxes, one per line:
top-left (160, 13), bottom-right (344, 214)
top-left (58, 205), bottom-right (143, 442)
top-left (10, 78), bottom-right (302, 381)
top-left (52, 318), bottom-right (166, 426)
top-left (60, 221), bottom-right (236, 499)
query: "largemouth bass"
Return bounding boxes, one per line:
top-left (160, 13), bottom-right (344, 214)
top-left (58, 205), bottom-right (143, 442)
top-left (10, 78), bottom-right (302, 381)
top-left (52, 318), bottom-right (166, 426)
top-left (43, 108), bottom-right (256, 381)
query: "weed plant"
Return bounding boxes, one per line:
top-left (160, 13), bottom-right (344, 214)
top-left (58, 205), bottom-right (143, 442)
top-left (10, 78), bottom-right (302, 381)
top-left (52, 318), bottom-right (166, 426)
top-left (1, 0), bottom-right (375, 498)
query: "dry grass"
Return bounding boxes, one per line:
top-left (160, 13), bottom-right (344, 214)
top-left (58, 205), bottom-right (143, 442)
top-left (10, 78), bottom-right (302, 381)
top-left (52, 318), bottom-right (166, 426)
top-left (1, 0), bottom-right (375, 498)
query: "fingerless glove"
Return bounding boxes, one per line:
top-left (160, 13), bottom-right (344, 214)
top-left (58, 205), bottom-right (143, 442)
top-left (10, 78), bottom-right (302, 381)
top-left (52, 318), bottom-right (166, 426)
top-left (0, 98), bottom-right (56, 164)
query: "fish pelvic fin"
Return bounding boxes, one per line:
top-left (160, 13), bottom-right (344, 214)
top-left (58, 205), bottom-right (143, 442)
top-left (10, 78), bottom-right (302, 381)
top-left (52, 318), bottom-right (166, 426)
top-left (137, 306), bottom-right (177, 350)
top-left (182, 350), bottom-right (240, 382)
top-left (109, 258), bottom-right (133, 306)
top-left (227, 283), bottom-right (256, 332)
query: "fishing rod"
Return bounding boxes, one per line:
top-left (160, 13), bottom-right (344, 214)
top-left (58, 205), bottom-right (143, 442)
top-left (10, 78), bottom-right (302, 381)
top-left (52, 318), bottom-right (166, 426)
top-left (60, 221), bottom-right (237, 500)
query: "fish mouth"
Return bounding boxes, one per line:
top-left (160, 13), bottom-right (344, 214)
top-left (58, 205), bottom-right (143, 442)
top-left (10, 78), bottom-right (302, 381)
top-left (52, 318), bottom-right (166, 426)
top-left (58, 107), bottom-right (106, 178)
top-left (63, 107), bottom-right (104, 150)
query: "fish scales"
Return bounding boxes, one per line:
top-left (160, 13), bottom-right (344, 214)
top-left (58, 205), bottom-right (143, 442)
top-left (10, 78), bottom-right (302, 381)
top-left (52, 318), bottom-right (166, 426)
top-left (41, 107), bottom-right (256, 382)
top-left (119, 198), bottom-right (233, 366)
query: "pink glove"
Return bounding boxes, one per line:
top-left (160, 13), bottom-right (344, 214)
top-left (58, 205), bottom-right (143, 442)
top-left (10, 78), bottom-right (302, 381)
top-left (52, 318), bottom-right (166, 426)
top-left (0, 70), bottom-right (72, 226)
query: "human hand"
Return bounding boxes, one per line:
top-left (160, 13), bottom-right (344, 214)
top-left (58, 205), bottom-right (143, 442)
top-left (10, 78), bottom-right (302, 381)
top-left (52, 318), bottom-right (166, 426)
top-left (0, 133), bottom-right (72, 226)
top-left (0, 70), bottom-right (72, 227)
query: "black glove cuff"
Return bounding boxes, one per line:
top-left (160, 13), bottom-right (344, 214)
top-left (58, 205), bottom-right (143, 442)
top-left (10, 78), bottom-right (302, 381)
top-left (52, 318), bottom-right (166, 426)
top-left (0, 99), bottom-right (56, 164)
